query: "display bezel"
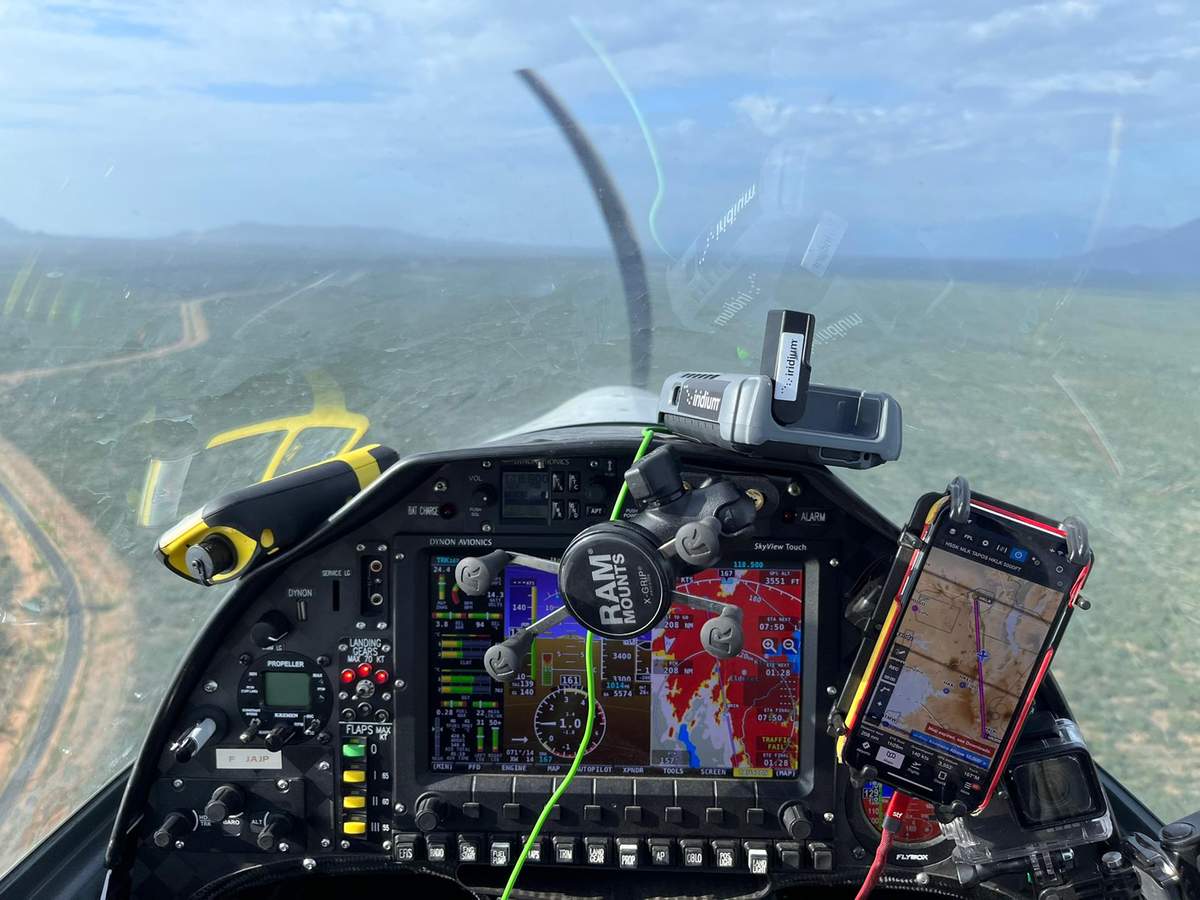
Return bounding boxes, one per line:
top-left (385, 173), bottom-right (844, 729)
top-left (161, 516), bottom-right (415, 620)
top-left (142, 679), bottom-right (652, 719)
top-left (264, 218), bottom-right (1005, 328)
top-left (401, 536), bottom-right (821, 793)
top-left (422, 546), bottom-right (814, 780)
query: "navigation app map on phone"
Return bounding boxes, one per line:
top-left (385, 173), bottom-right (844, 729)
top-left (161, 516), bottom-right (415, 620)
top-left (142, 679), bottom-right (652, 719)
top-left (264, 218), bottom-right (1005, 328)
top-left (862, 536), bottom-right (1063, 771)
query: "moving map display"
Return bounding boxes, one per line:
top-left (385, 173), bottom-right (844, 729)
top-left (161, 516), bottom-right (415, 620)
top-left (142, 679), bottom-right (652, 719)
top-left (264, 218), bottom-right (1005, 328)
top-left (428, 556), bottom-right (804, 777)
top-left (861, 543), bottom-right (1063, 772)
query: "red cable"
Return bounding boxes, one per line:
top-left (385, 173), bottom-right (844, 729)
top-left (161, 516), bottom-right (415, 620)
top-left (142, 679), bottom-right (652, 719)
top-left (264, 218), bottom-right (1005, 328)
top-left (855, 790), bottom-right (910, 900)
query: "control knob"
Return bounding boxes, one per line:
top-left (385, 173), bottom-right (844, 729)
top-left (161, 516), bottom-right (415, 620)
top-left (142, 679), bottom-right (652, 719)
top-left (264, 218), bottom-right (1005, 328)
top-left (184, 534), bottom-right (237, 585)
top-left (251, 611), bottom-right (292, 648)
top-left (264, 724), bottom-right (298, 751)
top-left (204, 785), bottom-right (245, 822)
top-left (256, 812), bottom-right (294, 851)
top-left (780, 803), bottom-right (813, 841)
top-left (152, 811), bottom-right (195, 848)
top-left (414, 794), bottom-right (447, 833)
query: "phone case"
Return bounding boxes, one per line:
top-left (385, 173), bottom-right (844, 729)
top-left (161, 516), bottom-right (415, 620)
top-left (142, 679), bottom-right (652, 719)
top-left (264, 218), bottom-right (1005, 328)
top-left (827, 476), bottom-right (1092, 820)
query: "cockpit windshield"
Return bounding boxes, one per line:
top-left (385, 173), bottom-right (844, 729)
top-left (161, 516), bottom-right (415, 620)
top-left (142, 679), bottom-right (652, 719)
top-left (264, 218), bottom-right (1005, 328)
top-left (1, 1), bottom-right (1197, 876)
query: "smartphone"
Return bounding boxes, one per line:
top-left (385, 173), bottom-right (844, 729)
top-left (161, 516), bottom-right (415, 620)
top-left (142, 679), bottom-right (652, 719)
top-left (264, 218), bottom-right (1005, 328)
top-left (838, 493), bottom-right (1092, 814)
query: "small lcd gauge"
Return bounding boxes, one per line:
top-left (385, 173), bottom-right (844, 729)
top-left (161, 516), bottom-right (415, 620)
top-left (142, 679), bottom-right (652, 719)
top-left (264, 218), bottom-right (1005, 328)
top-left (263, 671), bottom-right (312, 708)
top-left (238, 652), bottom-right (333, 739)
top-left (501, 472), bottom-right (550, 520)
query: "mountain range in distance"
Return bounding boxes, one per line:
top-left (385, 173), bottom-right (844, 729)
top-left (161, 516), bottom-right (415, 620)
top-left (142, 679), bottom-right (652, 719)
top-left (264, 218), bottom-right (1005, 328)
top-left (0, 214), bottom-right (1196, 277)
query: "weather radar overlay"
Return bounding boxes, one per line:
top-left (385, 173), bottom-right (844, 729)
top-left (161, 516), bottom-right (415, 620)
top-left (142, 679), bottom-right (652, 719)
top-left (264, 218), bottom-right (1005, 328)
top-left (651, 568), bottom-right (804, 776)
top-left (863, 546), bottom-right (1060, 769)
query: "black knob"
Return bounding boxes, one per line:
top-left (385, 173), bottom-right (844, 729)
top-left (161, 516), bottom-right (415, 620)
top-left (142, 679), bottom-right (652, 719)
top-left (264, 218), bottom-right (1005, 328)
top-left (251, 611), bottom-right (292, 648)
top-left (204, 785), bottom-right (244, 822)
top-left (624, 445), bottom-right (684, 506)
top-left (264, 724), bottom-right (297, 751)
top-left (414, 795), bottom-right (446, 833)
top-left (239, 717), bottom-right (262, 744)
top-left (153, 811), bottom-right (194, 848)
top-left (583, 478), bottom-right (610, 505)
top-left (472, 485), bottom-right (497, 507)
top-left (780, 803), bottom-right (812, 841)
top-left (256, 812), bottom-right (293, 851)
top-left (185, 534), bottom-right (238, 584)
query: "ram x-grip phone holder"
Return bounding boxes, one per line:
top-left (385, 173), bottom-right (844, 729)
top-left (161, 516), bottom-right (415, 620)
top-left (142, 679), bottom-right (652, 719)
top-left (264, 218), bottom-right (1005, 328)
top-left (826, 476), bottom-right (1092, 823)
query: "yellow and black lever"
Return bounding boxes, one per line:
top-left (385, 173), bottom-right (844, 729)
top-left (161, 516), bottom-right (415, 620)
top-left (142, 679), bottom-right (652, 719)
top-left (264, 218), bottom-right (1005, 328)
top-left (157, 444), bottom-right (398, 586)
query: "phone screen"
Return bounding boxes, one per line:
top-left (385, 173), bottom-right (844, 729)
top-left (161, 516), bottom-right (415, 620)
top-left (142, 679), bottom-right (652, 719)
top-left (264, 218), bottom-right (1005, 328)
top-left (849, 501), bottom-right (1087, 808)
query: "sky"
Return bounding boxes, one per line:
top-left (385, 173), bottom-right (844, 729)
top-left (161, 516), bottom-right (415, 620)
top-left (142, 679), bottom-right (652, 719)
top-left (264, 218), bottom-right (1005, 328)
top-left (1, 0), bottom-right (1198, 254)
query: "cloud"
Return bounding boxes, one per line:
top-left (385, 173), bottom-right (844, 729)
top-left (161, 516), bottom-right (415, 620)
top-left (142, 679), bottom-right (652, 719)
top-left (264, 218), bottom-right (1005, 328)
top-left (732, 94), bottom-right (798, 136)
top-left (1, 1), bottom-right (1199, 239)
top-left (968, 1), bottom-right (1099, 42)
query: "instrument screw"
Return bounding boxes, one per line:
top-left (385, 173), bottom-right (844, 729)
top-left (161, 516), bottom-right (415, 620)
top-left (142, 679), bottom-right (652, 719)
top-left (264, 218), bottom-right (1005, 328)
top-left (172, 778), bottom-right (184, 790)
top-left (823, 812), bottom-right (835, 823)
top-left (317, 732), bottom-right (331, 745)
top-left (316, 655), bottom-right (330, 666)
top-left (340, 840), bottom-right (351, 850)
top-left (355, 621), bottom-right (366, 630)
top-left (381, 692), bottom-right (392, 702)
top-left (481, 523), bottom-right (493, 533)
top-left (174, 840), bottom-right (185, 849)
top-left (829, 558), bottom-right (839, 568)
top-left (278, 842), bottom-right (290, 853)
top-left (382, 841), bottom-right (392, 851)
top-left (376, 621), bottom-right (387, 630)
top-left (276, 779), bottom-right (289, 792)
top-left (377, 544), bottom-right (387, 552)
top-left (338, 643), bottom-right (349, 652)
top-left (318, 761), bottom-right (330, 772)
top-left (239, 653), bottom-right (252, 665)
top-left (395, 801), bottom-right (406, 813)
top-left (203, 680), bottom-right (218, 693)
top-left (826, 685), bottom-right (838, 696)
top-left (787, 481), bottom-right (803, 497)
top-left (356, 544), bottom-right (366, 552)
top-left (395, 552), bottom-right (405, 561)
top-left (320, 838), bottom-right (331, 849)
top-left (482, 460), bottom-right (493, 469)
top-left (852, 847), bottom-right (865, 860)
top-left (381, 644), bottom-right (391, 653)
top-left (433, 480), bottom-right (448, 492)
top-left (915, 872), bottom-right (930, 885)
top-left (394, 678), bottom-right (407, 692)
top-left (302, 857), bottom-right (316, 871)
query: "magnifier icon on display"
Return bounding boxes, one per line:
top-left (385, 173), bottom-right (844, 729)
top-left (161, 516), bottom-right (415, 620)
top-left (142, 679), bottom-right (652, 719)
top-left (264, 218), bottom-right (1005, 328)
top-left (762, 638), bottom-right (777, 654)
top-left (782, 638), bottom-right (796, 653)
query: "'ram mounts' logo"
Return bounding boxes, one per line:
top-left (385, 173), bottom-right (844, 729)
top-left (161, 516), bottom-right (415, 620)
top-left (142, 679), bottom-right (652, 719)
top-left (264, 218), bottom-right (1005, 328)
top-left (589, 552), bottom-right (635, 628)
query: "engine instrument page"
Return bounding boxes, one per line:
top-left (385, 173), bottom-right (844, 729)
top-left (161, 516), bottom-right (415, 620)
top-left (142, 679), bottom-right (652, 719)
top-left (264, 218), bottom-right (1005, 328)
top-left (429, 557), bottom-right (805, 777)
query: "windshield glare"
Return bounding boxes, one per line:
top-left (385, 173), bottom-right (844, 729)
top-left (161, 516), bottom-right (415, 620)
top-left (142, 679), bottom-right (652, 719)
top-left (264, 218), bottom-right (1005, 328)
top-left (2, 1), bottom-right (1197, 874)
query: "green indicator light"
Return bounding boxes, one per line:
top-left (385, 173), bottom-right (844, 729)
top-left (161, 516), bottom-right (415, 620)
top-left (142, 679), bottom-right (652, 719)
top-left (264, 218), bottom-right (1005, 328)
top-left (342, 742), bottom-right (367, 758)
